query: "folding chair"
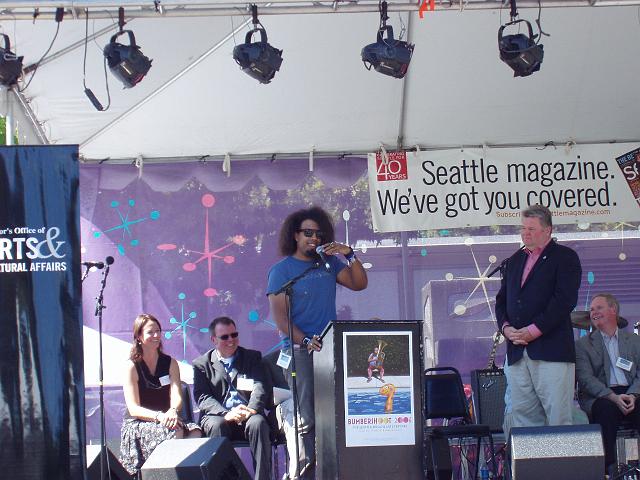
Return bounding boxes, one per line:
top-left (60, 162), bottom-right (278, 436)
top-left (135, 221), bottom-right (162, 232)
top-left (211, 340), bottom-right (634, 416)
top-left (424, 367), bottom-right (498, 480)
top-left (179, 380), bottom-right (195, 423)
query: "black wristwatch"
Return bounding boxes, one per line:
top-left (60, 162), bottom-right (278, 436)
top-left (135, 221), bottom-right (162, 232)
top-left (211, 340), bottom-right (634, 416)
top-left (302, 336), bottom-right (312, 347)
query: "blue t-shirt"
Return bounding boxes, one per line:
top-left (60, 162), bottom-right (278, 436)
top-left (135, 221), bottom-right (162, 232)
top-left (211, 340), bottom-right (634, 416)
top-left (266, 255), bottom-right (346, 339)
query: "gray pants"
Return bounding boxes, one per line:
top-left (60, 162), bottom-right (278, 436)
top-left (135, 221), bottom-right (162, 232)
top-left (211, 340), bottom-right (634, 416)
top-left (509, 349), bottom-right (575, 427)
top-left (283, 347), bottom-right (315, 479)
top-left (201, 413), bottom-right (272, 480)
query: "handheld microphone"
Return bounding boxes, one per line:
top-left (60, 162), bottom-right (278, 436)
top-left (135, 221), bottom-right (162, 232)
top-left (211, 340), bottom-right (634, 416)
top-left (315, 246), bottom-right (331, 271)
top-left (82, 256), bottom-right (114, 269)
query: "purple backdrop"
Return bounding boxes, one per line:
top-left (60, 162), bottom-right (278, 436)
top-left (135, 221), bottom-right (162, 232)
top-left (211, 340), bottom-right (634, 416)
top-left (79, 158), bottom-right (640, 444)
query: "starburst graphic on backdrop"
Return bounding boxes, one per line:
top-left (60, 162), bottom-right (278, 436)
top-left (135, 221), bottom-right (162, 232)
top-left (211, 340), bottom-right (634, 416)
top-left (341, 209), bottom-right (373, 270)
top-left (164, 292), bottom-right (209, 362)
top-left (157, 194), bottom-right (246, 297)
top-left (578, 221), bottom-right (638, 261)
top-left (613, 221), bottom-right (637, 261)
top-left (93, 199), bottom-right (160, 255)
top-left (583, 271), bottom-right (596, 310)
top-left (444, 237), bottom-right (500, 321)
top-left (248, 309), bottom-right (288, 354)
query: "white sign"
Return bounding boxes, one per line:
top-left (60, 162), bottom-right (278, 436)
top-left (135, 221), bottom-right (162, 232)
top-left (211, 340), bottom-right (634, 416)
top-left (0, 226), bottom-right (69, 273)
top-left (343, 331), bottom-right (415, 447)
top-left (368, 143), bottom-right (640, 232)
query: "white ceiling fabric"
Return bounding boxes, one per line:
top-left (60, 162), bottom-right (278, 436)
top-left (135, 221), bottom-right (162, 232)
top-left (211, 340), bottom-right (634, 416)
top-left (3, 3), bottom-right (640, 160)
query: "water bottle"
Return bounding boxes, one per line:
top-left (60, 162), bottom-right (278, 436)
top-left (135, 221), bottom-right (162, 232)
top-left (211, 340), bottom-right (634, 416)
top-left (480, 466), bottom-right (489, 480)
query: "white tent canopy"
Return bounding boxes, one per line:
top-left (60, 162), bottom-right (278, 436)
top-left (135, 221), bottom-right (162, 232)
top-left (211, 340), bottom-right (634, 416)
top-left (2, 0), bottom-right (640, 160)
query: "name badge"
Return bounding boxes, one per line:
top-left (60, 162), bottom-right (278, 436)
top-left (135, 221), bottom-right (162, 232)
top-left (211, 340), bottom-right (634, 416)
top-left (237, 376), bottom-right (255, 391)
top-left (159, 374), bottom-right (171, 386)
top-left (276, 350), bottom-right (292, 369)
top-left (616, 357), bottom-right (633, 372)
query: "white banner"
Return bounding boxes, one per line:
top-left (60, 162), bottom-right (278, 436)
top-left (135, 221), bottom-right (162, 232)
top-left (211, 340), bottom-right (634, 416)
top-left (368, 143), bottom-right (640, 232)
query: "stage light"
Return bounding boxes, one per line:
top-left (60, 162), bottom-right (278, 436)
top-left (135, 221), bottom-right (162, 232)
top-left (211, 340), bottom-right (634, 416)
top-left (233, 5), bottom-right (283, 84)
top-left (498, 0), bottom-right (544, 78)
top-left (361, 1), bottom-right (414, 79)
top-left (0, 34), bottom-right (24, 87)
top-left (498, 19), bottom-right (544, 77)
top-left (233, 28), bottom-right (283, 84)
top-left (103, 30), bottom-right (152, 88)
top-left (362, 25), bottom-right (414, 79)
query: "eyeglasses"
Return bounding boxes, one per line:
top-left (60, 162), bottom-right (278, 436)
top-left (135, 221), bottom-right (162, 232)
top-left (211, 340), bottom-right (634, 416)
top-left (298, 228), bottom-right (324, 239)
top-left (217, 332), bottom-right (239, 341)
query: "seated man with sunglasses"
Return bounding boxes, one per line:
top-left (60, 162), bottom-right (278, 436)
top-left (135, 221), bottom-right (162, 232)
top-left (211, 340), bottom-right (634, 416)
top-left (193, 316), bottom-right (271, 480)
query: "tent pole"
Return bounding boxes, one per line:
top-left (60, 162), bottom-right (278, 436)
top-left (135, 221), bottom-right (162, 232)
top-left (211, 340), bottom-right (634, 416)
top-left (1, 1), bottom-right (639, 21)
top-left (395, 11), bottom-right (413, 153)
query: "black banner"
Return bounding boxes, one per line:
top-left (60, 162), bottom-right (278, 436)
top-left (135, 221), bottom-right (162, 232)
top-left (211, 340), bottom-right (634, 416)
top-left (0, 146), bottom-right (85, 479)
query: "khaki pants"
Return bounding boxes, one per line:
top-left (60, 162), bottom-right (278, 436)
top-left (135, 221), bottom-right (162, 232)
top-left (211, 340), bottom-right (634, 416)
top-left (509, 349), bottom-right (575, 427)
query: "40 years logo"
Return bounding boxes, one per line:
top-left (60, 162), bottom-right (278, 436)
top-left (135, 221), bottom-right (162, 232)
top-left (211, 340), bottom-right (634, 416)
top-left (376, 152), bottom-right (409, 182)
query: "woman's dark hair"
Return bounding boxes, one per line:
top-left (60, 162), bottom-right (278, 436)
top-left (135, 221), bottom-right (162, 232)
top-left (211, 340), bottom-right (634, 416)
top-left (278, 206), bottom-right (335, 256)
top-left (129, 313), bottom-right (163, 362)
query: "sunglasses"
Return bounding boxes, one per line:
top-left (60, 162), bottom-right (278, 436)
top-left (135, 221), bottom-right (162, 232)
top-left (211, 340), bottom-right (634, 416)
top-left (217, 332), bottom-right (239, 341)
top-left (298, 228), bottom-right (324, 239)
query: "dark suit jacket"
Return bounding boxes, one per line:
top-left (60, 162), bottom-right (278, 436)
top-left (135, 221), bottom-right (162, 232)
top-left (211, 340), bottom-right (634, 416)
top-left (576, 329), bottom-right (640, 416)
top-left (192, 346), bottom-right (267, 421)
top-left (495, 240), bottom-right (581, 365)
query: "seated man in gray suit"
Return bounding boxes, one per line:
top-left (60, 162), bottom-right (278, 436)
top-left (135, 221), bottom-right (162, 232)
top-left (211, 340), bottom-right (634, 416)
top-left (576, 293), bottom-right (640, 474)
top-left (193, 316), bottom-right (271, 480)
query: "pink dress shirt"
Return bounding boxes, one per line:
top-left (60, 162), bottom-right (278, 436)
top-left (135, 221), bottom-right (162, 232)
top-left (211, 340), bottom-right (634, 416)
top-left (503, 237), bottom-right (552, 340)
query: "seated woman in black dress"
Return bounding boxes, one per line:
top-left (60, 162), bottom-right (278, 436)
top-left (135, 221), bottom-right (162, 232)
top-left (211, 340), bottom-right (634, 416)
top-left (120, 313), bottom-right (201, 476)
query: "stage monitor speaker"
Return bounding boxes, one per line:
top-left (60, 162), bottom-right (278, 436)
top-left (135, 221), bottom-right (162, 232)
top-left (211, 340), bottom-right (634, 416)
top-left (86, 444), bottom-right (130, 480)
top-left (425, 437), bottom-right (453, 480)
top-left (509, 424), bottom-right (604, 480)
top-left (140, 437), bottom-right (251, 480)
top-left (470, 368), bottom-right (507, 432)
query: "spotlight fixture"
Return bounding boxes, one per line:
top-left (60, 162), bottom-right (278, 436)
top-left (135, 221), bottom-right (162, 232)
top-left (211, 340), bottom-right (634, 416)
top-left (0, 34), bottom-right (24, 87)
top-left (232, 5), bottom-right (283, 84)
top-left (361, 1), bottom-right (414, 79)
top-left (498, 0), bottom-right (543, 77)
top-left (104, 30), bottom-right (152, 88)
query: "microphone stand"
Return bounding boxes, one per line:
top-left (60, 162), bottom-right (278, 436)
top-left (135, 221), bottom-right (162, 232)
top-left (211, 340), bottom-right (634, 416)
top-left (93, 260), bottom-right (112, 480)
top-left (274, 262), bottom-right (320, 479)
top-left (487, 245), bottom-right (526, 279)
top-left (81, 265), bottom-right (91, 283)
top-left (486, 245), bottom-right (524, 365)
top-left (487, 257), bottom-right (508, 279)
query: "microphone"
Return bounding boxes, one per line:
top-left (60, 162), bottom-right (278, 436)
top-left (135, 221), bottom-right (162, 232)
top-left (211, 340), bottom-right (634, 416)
top-left (315, 246), bottom-right (331, 271)
top-left (82, 256), bottom-right (114, 269)
top-left (487, 245), bottom-right (525, 278)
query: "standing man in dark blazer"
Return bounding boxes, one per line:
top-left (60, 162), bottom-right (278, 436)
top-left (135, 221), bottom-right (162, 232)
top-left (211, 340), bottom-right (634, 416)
top-left (576, 293), bottom-right (640, 473)
top-left (193, 316), bottom-right (271, 480)
top-left (496, 204), bottom-right (582, 427)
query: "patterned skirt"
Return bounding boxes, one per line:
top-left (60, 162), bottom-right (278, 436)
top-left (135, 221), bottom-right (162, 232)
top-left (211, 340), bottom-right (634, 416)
top-left (119, 417), bottom-right (200, 475)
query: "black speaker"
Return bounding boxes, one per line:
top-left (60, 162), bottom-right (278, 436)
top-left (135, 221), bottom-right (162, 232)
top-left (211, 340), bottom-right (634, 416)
top-left (509, 424), bottom-right (604, 480)
top-left (425, 437), bottom-right (453, 480)
top-left (86, 444), bottom-right (130, 480)
top-left (140, 437), bottom-right (251, 480)
top-left (470, 368), bottom-right (507, 432)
